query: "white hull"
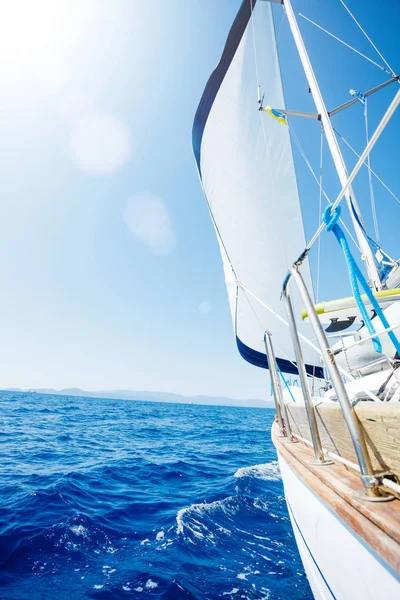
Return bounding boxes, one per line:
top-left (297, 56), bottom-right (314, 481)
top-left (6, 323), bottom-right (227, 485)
top-left (278, 453), bottom-right (400, 599)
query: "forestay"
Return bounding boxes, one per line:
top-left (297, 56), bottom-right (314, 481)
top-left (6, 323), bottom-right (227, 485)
top-left (193, 0), bottom-right (323, 377)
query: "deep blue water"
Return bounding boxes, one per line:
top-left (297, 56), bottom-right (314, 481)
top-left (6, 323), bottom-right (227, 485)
top-left (0, 391), bottom-right (312, 599)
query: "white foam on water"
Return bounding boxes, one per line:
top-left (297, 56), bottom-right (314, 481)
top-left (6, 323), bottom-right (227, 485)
top-left (234, 462), bottom-right (281, 482)
top-left (140, 538), bottom-right (151, 545)
top-left (134, 587), bottom-right (143, 593)
top-left (217, 524), bottom-right (232, 535)
top-left (253, 498), bottom-right (271, 511)
top-left (223, 589), bottom-right (239, 596)
top-left (237, 573), bottom-right (247, 580)
top-left (156, 530), bottom-right (164, 541)
top-left (247, 532), bottom-right (270, 541)
top-left (145, 579), bottom-right (158, 589)
top-left (176, 497), bottom-right (236, 536)
top-left (69, 525), bottom-right (88, 537)
top-left (93, 584), bottom-right (104, 590)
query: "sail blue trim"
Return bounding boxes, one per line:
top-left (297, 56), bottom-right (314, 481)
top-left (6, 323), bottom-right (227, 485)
top-left (236, 336), bottom-right (325, 379)
top-left (193, 0), bottom-right (324, 382)
top-left (192, 0), bottom-right (256, 174)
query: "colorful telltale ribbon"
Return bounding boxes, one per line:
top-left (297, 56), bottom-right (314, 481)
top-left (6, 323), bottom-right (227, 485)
top-left (264, 106), bottom-right (287, 125)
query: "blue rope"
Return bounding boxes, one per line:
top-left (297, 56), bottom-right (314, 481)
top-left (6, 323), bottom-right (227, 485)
top-left (277, 365), bottom-right (296, 402)
top-left (323, 205), bottom-right (400, 356)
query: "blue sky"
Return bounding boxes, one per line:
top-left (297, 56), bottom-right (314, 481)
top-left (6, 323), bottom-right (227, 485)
top-left (0, 0), bottom-right (398, 399)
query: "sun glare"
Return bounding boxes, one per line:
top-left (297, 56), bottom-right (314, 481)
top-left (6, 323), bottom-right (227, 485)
top-left (0, 1), bottom-right (92, 90)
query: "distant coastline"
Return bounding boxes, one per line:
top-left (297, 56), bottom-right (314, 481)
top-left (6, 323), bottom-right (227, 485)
top-left (4, 388), bottom-right (274, 409)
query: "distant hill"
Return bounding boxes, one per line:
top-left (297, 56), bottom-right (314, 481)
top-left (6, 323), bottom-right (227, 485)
top-left (6, 388), bottom-right (274, 409)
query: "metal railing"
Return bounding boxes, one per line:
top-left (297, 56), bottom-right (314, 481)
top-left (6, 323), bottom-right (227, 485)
top-left (281, 282), bottom-right (332, 466)
top-left (264, 332), bottom-right (293, 441)
top-left (261, 83), bottom-right (400, 501)
top-left (265, 266), bottom-right (395, 500)
top-left (334, 321), bottom-right (400, 354)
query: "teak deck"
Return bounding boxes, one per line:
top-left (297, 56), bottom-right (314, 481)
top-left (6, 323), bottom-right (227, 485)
top-left (285, 402), bottom-right (400, 478)
top-left (272, 422), bottom-right (400, 575)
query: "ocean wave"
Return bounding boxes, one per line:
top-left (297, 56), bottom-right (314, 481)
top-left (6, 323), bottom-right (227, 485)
top-left (176, 496), bottom-right (238, 538)
top-left (234, 461), bottom-right (281, 482)
top-left (0, 391), bottom-right (312, 599)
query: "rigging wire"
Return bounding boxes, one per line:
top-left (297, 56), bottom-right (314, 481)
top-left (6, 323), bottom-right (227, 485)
top-left (304, 89), bottom-right (400, 254)
top-left (313, 125), bottom-right (324, 394)
top-left (288, 122), bottom-right (361, 252)
top-left (236, 280), bottom-right (380, 401)
top-left (274, 5), bottom-right (287, 46)
top-left (337, 0), bottom-right (397, 79)
top-left (296, 11), bottom-right (392, 75)
top-left (238, 285), bottom-right (321, 381)
top-left (250, 0), bottom-right (290, 269)
top-left (333, 127), bottom-right (400, 206)
top-left (316, 124), bottom-right (324, 303)
top-left (249, 0), bottom-right (260, 89)
top-left (249, 1), bottom-right (329, 386)
top-left (364, 99), bottom-right (380, 240)
top-left (243, 3), bottom-right (396, 395)
top-left (297, 2), bottom-right (398, 244)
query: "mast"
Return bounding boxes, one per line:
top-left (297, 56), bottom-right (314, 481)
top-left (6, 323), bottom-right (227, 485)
top-left (281, 0), bottom-right (382, 290)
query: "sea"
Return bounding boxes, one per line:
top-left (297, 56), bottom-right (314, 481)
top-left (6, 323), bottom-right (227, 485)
top-left (0, 391), bottom-right (312, 600)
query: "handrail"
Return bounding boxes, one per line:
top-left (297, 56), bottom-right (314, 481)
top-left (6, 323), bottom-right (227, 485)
top-left (283, 267), bottom-right (386, 498)
top-left (337, 322), bottom-right (400, 353)
top-left (326, 331), bottom-right (360, 340)
top-left (292, 433), bottom-right (361, 472)
top-left (238, 279), bottom-right (380, 400)
top-left (282, 278), bottom-right (332, 466)
top-left (264, 331), bottom-right (290, 439)
top-left (353, 356), bottom-right (393, 376)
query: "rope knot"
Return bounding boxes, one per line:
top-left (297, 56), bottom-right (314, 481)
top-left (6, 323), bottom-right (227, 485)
top-left (323, 204), bottom-right (341, 232)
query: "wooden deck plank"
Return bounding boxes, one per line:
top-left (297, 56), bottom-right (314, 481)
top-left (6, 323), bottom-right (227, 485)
top-left (285, 402), bottom-right (400, 477)
top-left (273, 423), bottom-right (400, 574)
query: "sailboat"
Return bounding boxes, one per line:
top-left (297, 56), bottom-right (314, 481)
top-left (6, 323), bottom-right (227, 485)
top-left (193, 0), bottom-right (400, 597)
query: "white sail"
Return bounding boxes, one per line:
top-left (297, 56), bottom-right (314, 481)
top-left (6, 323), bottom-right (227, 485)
top-left (193, 0), bottom-right (323, 377)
